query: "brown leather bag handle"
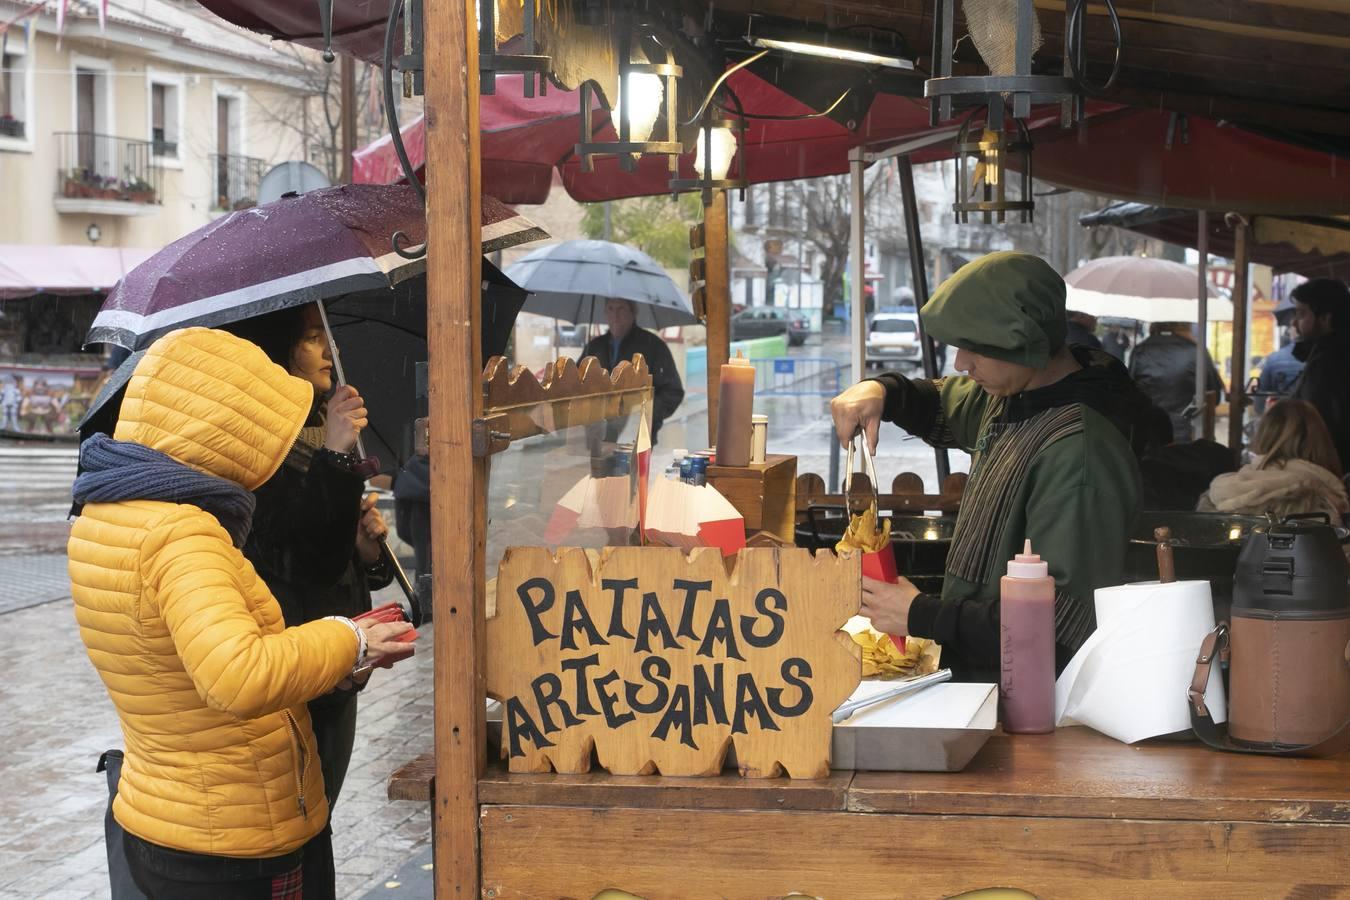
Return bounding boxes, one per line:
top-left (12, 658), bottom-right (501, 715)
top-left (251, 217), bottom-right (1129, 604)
top-left (1190, 622), bottom-right (1350, 758)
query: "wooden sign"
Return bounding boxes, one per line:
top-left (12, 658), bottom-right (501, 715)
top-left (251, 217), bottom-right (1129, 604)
top-left (487, 547), bottom-right (861, 778)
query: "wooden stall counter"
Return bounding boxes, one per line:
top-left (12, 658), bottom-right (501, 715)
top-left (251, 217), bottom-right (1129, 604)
top-left (390, 727), bottom-right (1350, 898)
top-left (705, 453), bottom-right (796, 543)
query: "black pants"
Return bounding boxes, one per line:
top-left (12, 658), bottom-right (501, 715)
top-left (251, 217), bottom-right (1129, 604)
top-left (122, 827), bottom-right (334, 900)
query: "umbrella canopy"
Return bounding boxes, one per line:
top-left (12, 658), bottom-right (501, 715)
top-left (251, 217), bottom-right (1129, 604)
top-left (1065, 256), bottom-right (1233, 324)
top-left (86, 185), bottom-right (545, 350)
top-left (507, 240), bottom-right (697, 329)
top-left (80, 259), bottom-right (528, 470)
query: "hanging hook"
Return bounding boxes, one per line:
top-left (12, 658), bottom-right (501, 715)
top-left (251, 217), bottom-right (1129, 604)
top-left (317, 0), bottom-right (336, 62)
top-left (392, 230), bottom-right (427, 260)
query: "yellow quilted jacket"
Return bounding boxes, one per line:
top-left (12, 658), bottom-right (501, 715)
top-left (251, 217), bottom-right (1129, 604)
top-left (68, 328), bottom-right (361, 859)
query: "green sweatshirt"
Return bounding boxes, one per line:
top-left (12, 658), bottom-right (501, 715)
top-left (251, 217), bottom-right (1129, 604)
top-left (874, 370), bottom-right (1141, 681)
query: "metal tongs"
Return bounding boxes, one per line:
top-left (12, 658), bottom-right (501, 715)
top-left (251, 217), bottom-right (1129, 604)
top-left (843, 430), bottom-right (881, 527)
top-left (831, 668), bottom-right (953, 724)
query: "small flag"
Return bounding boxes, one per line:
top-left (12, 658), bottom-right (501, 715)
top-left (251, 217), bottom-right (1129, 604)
top-left (98, 0), bottom-right (107, 32)
top-left (55, 0), bottom-right (68, 49)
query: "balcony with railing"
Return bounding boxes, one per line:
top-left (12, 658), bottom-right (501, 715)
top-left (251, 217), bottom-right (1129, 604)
top-left (54, 132), bottom-right (163, 216)
top-left (212, 153), bottom-right (266, 212)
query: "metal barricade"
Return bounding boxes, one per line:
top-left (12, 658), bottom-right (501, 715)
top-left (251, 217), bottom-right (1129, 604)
top-left (750, 356), bottom-right (842, 397)
top-left (748, 357), bottom-right (845, 487)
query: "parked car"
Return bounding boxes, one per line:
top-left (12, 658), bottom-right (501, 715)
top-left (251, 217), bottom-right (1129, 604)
top-left (866, 311), bottom-right (922, 372)
top-left (731, 307), bottom-right (810, 346)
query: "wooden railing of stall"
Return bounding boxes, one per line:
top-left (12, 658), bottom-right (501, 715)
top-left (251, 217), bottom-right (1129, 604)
top-left (795, 471), bottom-right (969, 519)
top-left (415, 354), bottom-right (654, 454)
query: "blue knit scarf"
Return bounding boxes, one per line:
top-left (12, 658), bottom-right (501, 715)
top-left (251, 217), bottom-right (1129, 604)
top-left (72, 433), bottom-right (257, 547)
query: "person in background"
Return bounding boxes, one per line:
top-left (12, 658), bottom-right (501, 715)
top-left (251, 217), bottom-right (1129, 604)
top-left (1065, 310), bottom-right (1103, 352)
top-left (1198, 399), bottom-right (1348, 523)
top-left (1290, 278), bottom-right (1350, 474)
top-left (1252, 329), bottom-right (1303, 414)
top-left (1101, 323), bottom-right (1132, 363)
top-left (581, 298), bottom-right (684, 441)
top-left (69, 328), bottom-right (413, 899)
top-left (393, 454), bottom-right (432, 578)
top-left (1129, 322), bottom-right (1224, 442)
top-left (830, 252), bottom-right (1141, 682)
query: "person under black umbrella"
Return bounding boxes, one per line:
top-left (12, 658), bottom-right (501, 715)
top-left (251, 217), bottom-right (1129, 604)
top-left (581, 297), bottom-right (685, 442)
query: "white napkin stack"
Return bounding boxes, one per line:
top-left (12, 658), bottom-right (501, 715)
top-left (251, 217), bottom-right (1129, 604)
top-left (1056, 580), bottom-right (1227, 744)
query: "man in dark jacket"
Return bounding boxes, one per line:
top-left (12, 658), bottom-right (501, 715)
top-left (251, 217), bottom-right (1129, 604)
top-left (1290, 278), bottom-right (1350, 472)
top-left (581, 298), bottom-right (685, 441)
top-left (1129, 322), bottom-right (1224, 442)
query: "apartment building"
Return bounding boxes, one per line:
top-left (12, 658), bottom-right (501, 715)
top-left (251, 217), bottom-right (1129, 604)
top-left (0, 0), bottom-right (327, 434)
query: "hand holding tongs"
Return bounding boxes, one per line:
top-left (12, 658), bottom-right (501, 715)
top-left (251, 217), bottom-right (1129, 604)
top-left (844, 430), bottom-right (881, 522)
top-left (831, 668), bottom-right (953, 724)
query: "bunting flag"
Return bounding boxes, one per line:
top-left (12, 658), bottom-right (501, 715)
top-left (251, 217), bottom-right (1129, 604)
top-left (55, 0), bottom-right (67, 48)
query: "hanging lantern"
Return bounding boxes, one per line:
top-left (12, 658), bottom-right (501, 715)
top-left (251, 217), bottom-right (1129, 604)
top-left (952, 116), bottom-right (1033, 225)
top-left (669, 91), bottom-right (747, 207)
top-left (576, 19), bottom-right (682, 174)
top-left (479, 0), bottom-right (551, 98)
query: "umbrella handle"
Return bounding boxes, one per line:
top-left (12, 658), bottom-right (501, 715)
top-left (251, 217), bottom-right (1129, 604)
top-left (381, 539), bottom-right (423, 626)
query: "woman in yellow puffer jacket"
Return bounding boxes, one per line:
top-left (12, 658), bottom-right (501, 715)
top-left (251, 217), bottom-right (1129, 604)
top-left (68, 328), bottom-right (413, 899)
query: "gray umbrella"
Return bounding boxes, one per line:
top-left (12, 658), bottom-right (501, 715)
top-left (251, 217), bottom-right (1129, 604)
top-left (505, 239), bottom-right (698, 329)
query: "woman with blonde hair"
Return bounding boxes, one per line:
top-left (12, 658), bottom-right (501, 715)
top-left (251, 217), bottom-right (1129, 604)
top-left (1198, 399), bottom-right (1349, 522)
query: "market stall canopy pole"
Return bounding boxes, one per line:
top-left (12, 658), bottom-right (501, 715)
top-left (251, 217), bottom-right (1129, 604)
top-left (1196, 211), bottom-right (1211, 442)
top-left (1229, 218), bottom-right (1251, 467)
top-left (849, 152), bottom-right (866, 394)
top-left (422, 0), bottom-right (485, 895)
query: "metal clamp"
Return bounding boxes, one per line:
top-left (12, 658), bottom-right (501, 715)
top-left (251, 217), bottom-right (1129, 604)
top-left (843, 431), bottom-right (880, 516)
top-left (471, 415), bottom-right (512, 458)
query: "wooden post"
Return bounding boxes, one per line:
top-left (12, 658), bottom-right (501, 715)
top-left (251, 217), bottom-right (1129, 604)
top-left (1227, 216), bottom-right (1250, 464)
top-left (339, 54), bottom-right (357, 184)
top-left (425, 0), bottom-right (484, 895)
top-left (849, 150), bottom-right (866, 386)
top-left (1195, 210), bottom-right (1210, 441)
top-left (705, 189), bottom-right (730, 447)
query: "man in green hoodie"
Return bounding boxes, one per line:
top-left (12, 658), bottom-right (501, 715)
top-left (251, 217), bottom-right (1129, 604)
top-left (832, 252), bottom-right (1141, 682)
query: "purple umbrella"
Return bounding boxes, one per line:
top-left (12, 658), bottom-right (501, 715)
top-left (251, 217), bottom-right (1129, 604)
top-left (86, 184), bottom-right (545, 350)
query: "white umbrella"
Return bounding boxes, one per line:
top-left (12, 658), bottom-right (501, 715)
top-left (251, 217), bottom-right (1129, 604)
top-left (506, 239), bottom-right (698, 329)
top-left (1065, 256), bottom-right (1232, 323)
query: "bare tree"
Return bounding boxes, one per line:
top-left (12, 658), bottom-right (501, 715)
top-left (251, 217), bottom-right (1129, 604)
top-left (243, 47), bottom-right (388, 181)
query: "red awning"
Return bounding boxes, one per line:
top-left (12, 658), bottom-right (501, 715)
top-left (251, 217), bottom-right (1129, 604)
top-left (355, 71), bottom-right (1086, 204)
top-left (0, 245), bottom-right (156, 301)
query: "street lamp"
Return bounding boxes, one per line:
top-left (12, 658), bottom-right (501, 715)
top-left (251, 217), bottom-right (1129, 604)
top-left (952, 118), bottom-right (1034, 225)
top-left (575, 19), bottom-right (682, 174)
top-left (86, 223), bottom-right (102, 245)
top-left (669, 91), bottom-right (747, 207)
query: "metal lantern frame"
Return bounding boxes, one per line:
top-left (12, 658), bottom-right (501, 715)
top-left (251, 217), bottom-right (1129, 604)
top-left (479, 0), bottom-right (551, 97)
top-left (953, 114), bottom-right (1034, 225)
top-left (576, 18), bottom-right (683, 174)
top-left (668, 89), bottom-right (747, 207)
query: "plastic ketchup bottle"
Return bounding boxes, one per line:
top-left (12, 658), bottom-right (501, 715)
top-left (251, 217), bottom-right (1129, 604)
top-left (999, 539), bottom-right (1056, 734)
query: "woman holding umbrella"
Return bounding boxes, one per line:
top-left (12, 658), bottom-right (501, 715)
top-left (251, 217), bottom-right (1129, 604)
top-left (225, 304), bottom-right (394, 892)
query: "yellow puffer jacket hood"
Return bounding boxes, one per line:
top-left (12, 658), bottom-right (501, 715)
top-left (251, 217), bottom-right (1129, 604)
top-left (69, 327), bottom-right (359, 858)
top-left (114, 326), bottom-right (314, 489)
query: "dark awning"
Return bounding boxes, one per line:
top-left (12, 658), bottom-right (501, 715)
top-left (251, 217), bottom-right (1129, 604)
top-left (1079, 203), bottom-right (1350, 281)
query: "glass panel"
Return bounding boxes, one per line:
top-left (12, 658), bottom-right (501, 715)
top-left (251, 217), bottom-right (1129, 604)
top-left (485, 392), bottom-right (651, 602)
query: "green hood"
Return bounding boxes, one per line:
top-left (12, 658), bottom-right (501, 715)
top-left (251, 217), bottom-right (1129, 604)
top-left (920, 251), bottom-right (1067, 369)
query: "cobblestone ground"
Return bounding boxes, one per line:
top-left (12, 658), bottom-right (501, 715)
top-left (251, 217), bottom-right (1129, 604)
top-left (0, 584), bottom-right (435, 900)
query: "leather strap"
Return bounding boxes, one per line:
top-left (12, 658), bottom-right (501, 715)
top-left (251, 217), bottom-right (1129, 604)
top-left (1189, 622), bottom-right (1350, 758)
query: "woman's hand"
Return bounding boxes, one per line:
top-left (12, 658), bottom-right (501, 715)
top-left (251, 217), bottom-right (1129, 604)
top-left (324, 385), bottom-right (367, 453)
top-left (356, 618), bottom-right (416, 668)
top-left (860, 575), bottom-right (921, 636)
top-left (830, 379), bottom-right (887, 454)
top-left (354, 492), bottom-right (388, 565)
